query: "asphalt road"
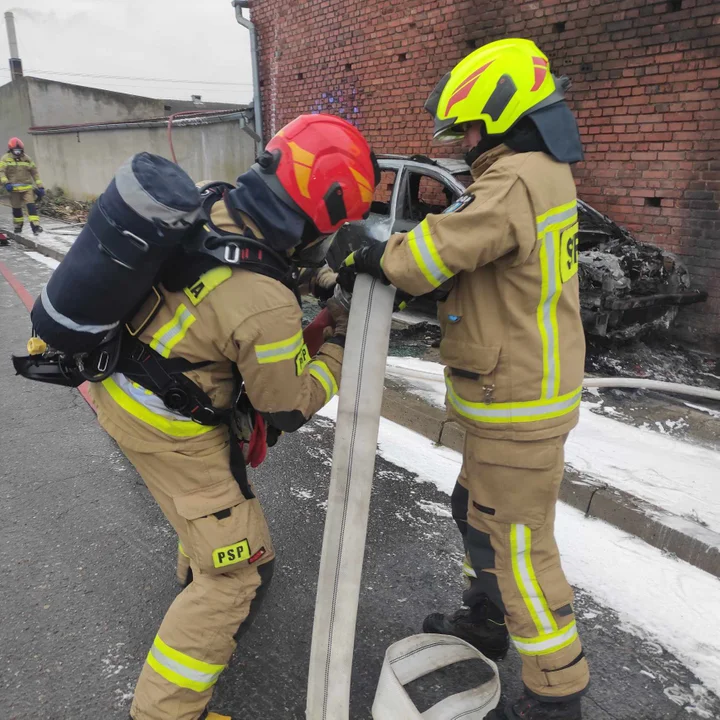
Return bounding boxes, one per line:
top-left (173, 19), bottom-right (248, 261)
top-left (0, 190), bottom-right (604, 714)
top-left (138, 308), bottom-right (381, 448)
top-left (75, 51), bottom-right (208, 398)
top-left (1, 242), bottom-right (718, 720)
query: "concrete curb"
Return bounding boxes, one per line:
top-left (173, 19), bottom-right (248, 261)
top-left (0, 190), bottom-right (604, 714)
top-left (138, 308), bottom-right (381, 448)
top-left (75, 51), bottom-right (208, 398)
top-left (383, 381), bottom-right (720, 580)
top-left (8, 229), bottom-right (720, 579)
top-left (4, 229), bottom-right (67, 263)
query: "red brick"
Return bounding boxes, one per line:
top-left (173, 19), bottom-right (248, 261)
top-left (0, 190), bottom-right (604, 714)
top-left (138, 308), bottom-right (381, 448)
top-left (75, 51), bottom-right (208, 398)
top-left (252, 0), bottom-right (720, 337)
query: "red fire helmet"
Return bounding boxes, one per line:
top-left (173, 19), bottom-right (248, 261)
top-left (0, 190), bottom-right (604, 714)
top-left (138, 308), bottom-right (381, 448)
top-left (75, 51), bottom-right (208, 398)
top-left (8, 137), bottom-right (24, 151)
top-left (257, 114), bottom-right (379, 235)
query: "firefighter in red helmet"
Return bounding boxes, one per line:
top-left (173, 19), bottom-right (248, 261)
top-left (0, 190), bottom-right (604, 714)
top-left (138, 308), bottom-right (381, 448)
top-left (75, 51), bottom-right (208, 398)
top-left (88, 114), bottom-right (379, 720)
top-left (0, 137), bottom-right (45, 236)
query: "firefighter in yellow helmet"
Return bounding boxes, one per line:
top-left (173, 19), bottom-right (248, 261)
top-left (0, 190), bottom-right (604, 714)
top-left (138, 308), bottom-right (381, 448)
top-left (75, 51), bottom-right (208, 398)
top-left (0, 137), bottom-right (45, 235)
top-left (339, 39), bottom-right (588, 719)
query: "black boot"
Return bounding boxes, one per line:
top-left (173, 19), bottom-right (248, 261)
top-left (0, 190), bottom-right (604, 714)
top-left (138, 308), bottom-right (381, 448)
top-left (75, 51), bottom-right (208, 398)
top-left (31, 223), bottom-right (43, 235)
top-left (489, 693), bottom-right (582, 719)
top-left (422, 596), bottom-right (509, 660)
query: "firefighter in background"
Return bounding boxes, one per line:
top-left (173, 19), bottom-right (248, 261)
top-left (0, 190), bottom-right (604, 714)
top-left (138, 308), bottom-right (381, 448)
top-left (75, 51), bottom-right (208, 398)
top-left (340, 40), bottom-right (589, 719)
top-left (88, 115), bottom-right (379, 720)
top-left (0, 137), bottom-right (45, 235)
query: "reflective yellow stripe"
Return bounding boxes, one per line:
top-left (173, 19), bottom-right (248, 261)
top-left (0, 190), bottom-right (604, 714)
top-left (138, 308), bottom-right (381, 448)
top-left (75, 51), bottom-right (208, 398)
top-left (462, 560), bottom-right (477, 579)
top-left (510, 524), bottom-right (557, 636)
top-left (146, 635), bottom-right (225, 693)
top-left (512, 621), bottom-right (579, 656)
top-left (536, 201), bottom-right (578, 399)
top-left (255, 329), bottom-right (304, 364)
top-left (184, 266), bottom-right (233, 306)
top-left (446, 378), bottom-right (581, 424)
top-left (308, 360), bottom-right (338, 403)
top-left (149, 304), bottom-right (196, 359)
top-left (13, 217), bottom-right (23, 225)
top-left (178, 541), bottom-right (189, 558)
top-left (12, 184), bottom-right (33, 192)
top-left (27, 215), bottom-right (39, 222)
top-left (407, 219), bottom-right (454, 289)
top-left (101, 377), bottom-right (213, 437)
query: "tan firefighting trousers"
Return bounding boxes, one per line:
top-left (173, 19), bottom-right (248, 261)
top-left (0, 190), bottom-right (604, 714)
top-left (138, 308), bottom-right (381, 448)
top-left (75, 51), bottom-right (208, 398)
top-left (122, 435), bottom-right (275, 720)
top-left (455, 434), bottom-right (590, 700)
top-left (9, 189), bottom-right (39, 227)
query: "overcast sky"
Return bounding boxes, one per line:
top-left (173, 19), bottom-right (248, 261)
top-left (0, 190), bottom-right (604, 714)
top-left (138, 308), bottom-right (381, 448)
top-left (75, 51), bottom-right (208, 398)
top-left (0, 0), bottom-right (253, 103)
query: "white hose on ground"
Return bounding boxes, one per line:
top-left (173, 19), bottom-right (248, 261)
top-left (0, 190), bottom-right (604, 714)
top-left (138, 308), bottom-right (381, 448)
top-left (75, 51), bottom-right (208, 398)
top-left (583, 377), bottom-right (720, 402)
top-left (306, 275), bottom-right (396, 720)
top-left (384, 359), bottom-right (720, 403)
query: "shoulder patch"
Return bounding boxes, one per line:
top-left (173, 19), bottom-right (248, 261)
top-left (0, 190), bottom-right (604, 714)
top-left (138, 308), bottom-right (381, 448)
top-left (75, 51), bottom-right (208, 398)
top-left (443, 194), bottom-right (475, 215)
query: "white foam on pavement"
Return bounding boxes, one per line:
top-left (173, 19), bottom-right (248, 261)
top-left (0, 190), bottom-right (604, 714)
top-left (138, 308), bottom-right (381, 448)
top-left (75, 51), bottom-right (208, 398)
top-left (384, 355), bottom-right (720, 534)
top-left (317, 397), bottom-right (720, 697)
top-left (26, 251), bottom-right (60, 270)
top-left (385, 356), bottom-right (447, 408)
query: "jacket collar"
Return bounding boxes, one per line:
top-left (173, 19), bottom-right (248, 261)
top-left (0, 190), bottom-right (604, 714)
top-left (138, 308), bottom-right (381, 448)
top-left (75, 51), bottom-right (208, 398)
top-left (470, 144), bottom-right (515, 179)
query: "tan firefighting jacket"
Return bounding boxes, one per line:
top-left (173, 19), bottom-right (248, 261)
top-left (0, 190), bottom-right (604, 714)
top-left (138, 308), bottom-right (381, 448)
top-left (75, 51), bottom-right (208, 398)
top-left (90, 200), bottom-right (343, 453)
top-left (382, 144), bottom-right (585, 441)
top-left (0, 152), bottom-right (42, 190)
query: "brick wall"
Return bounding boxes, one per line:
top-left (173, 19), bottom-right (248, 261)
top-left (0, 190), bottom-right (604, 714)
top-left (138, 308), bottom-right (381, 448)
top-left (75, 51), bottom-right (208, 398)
top-left (250, 0), bottom-right (720, 342)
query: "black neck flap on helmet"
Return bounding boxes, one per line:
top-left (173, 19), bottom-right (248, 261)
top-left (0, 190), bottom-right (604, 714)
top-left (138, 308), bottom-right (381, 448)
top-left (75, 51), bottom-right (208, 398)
top-left (450, 74), bottom-right (584, 166)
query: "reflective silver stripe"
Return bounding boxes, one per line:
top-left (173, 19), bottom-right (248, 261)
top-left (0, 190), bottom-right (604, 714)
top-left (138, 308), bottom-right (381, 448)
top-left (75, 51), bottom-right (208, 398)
top-left (308, 360), bottom-right (338, 402)
top-left (512, 621), bottom-right (579, 656)
top-left (536, 202), bottom-right (577, 399)
top-left (149, 645), bottom-right (222, 686)
top-left (41, 285), bottom-right (119, 334)
top-left (410, 220), bottom-right (453, 287)
top-left (150, 305), bottom-right (195, 358)
top-left (447, 382), bottom-right (582, 420)
top-left (536, 204), bottom-right (577, 235)
top-left (114, 157), bottom-right (202, 226)
top-left (539, 230), bottom-right (559, 399)
top-left (255, 330), bottom-right (304, 363)
top-left (446, 378), bottom-right (582, 422)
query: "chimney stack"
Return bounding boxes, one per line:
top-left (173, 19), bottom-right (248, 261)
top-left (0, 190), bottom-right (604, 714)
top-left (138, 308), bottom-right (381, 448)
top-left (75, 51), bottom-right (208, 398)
top-left (5, 12), bottom-right (24, 79)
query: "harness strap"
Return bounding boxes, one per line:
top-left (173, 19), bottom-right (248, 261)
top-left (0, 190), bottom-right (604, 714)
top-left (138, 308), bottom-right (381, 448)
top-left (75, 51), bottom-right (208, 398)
top-left (117, 337), bottom-right (229, 427)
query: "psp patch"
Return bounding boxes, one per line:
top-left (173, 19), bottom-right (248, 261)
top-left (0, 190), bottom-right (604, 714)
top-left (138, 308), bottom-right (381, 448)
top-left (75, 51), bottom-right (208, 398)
top-left (295, 343), bottom-right (311, 375)
top-left (443, 194), bottom-right (475, 215)
top-left (213, 539), bottom-right (251, 568)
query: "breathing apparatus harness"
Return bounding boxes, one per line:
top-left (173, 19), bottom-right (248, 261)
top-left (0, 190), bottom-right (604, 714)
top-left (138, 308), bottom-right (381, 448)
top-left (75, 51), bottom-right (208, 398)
top-left (14, 182), bottom-right (301, 474)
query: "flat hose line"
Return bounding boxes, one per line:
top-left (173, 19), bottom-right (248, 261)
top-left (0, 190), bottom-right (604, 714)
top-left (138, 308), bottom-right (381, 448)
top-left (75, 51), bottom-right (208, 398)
top-left (322, 277), bottom-right (377, 711)
top-left (307, 277), bottom-right (500, 720)
top-left (307, 276), bottom-right (396, 719)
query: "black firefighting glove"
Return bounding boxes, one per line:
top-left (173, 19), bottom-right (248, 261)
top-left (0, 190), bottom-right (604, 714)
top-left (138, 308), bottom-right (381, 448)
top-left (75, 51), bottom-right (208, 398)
top-left (337, 241), bottom-right (389, 294)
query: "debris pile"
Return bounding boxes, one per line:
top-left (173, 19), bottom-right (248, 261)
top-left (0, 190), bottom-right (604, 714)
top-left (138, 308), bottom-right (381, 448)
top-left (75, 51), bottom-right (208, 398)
top-left (38, 187), bottom-right (93, 225)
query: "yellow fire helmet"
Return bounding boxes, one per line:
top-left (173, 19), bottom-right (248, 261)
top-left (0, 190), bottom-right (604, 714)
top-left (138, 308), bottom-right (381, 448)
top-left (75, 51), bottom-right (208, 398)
top-left (425, 38), bottom-right (567, 143)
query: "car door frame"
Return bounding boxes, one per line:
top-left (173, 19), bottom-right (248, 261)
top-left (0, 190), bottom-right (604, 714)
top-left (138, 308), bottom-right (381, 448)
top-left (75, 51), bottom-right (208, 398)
top-left (383, 158), bottom-right (467, 234)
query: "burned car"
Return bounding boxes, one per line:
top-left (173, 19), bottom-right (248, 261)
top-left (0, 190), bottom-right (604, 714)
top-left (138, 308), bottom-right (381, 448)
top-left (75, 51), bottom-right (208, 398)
top-left (326, 155), bottom-right (707, 339)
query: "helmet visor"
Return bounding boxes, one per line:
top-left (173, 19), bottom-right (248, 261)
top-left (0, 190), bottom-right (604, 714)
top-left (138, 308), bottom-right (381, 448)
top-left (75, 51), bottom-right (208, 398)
top-left (433, 123), bottom-right (470, 144)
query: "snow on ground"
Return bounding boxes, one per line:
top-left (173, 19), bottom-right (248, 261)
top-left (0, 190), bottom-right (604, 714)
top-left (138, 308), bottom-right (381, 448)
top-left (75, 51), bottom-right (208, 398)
top-left (318, 396), bottom-right (720, 699)
top-left (384, 356), bottom-right (720, 534)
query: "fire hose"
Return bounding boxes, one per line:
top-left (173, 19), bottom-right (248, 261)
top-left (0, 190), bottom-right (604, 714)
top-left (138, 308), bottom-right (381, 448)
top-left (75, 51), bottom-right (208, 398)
top-left (384, 359), bottom-right (720, 403)
top-left (306, 276), bottom-right (500, 719)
